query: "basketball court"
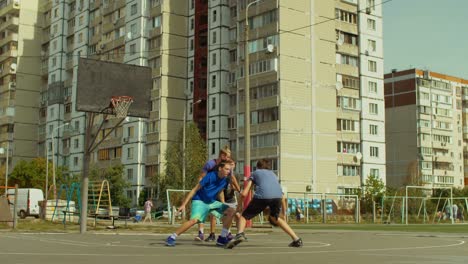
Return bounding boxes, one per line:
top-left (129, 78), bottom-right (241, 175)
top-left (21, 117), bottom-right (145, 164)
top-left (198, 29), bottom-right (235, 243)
top-left (0, 230), bottom-right (467, 263)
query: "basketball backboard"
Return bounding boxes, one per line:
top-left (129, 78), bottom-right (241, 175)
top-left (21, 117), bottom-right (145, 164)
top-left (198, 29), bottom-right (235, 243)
top-left (76, 58), bottom-right (152, 118)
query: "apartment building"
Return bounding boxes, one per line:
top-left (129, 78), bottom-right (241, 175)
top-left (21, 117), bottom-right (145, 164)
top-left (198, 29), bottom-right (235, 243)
top-left (385, 69), bottom-right (468, 188)
top-left (38, 0), bottom-right (188, 205)
top-left (185, 0), bottom-right (385, 194)
top-left (0, 0), bottom-right (42, 174)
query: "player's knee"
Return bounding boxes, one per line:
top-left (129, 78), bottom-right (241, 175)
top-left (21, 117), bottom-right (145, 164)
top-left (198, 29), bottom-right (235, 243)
top-left (268, 216), bottom-right (279, 226)
top-left (223, 208), bottom-right (235, 217)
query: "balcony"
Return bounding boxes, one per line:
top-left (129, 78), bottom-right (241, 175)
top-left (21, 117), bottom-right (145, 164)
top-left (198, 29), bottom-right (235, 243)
top-left (0, 33), bottom-right (18, 47)
top-left (0, 0), bottom-right (20, 17)
top-left (0, 16), bottom-right (19, 32)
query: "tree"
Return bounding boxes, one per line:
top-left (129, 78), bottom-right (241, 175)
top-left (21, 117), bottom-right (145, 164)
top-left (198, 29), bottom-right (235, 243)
top-left (89, 165), bottom-right (131, 207)
top-left (359, 174), bottom-right (386, 213)
top-left (164, 122), bottom-right (207, 190)
top-left (7, 158), bottom-right (75, 194)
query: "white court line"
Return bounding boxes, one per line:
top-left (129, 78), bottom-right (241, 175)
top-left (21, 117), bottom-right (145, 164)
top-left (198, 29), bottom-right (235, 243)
top-left (0, 237), bottom-right (464, 257)
top-left (0, 234), bottom-right (330, 249)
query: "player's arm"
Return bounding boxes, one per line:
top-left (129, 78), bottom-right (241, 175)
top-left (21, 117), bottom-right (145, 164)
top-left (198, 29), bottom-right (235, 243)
top-left (240, 180), bottom-right (253, 198)
top-left (217, 190), bottom-right (225, 203)
top-left (178, 183), bottom-right (202, 212)
top-left (230, 174), bottom-right (241, 193)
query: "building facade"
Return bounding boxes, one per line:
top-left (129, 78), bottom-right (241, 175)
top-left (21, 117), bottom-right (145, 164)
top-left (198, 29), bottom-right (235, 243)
top-left (0, 0), bottom-right (42, 176)
top-left (385, 69), bottom-right (468, 188)
top-left (191, 0), bottom-right (386, 193)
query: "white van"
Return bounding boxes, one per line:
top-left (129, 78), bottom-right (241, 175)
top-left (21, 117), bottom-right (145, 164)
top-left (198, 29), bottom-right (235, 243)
top-left (7, 188), bottom-right (44, 219)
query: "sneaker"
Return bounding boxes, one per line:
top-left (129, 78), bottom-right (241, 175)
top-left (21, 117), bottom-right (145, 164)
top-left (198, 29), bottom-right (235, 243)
top-left (166, 236), bottom-right (176, 247)
top-left (227, 232), bottom-right (234, 241)
top-left (204, 232), bottom-right (216, 242)
top-left (216, 235), bottom-right (229, 247)
top-left (225, 233), bottom-right (246, 249)
top-left (288, 238), bottom-right (303, 248)
top-left (194, 231), bottom-right (204, 241)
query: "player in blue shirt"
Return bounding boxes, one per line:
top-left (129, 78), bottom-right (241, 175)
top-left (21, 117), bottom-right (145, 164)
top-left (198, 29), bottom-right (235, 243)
top-left (166, 161), bottom-right (236, 247)
top-left (225, 159), bottom-right (303, 249)
top-left (195, 146), bottom-right (231, 242)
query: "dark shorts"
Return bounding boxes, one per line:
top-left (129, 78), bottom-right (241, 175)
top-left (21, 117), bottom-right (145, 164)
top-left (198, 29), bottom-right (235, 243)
top-left (242, 198), bottom-right (282, 220)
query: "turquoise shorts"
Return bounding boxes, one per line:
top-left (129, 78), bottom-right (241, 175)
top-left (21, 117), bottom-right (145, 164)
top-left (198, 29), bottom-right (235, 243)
top-left (190, 200), bottom-right (228, 223)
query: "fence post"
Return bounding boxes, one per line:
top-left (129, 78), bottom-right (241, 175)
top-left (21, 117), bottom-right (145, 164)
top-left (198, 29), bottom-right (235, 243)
top-left (13, 184), bottom-right (18, 229)
top-left (322, 194), bottom-right (326, 224)
top-left (372, 199), bottom-right (376, 223)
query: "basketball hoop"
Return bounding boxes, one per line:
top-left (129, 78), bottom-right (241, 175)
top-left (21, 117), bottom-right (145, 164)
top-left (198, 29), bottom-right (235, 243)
top-left (110, 96), bottom-right (134, 118)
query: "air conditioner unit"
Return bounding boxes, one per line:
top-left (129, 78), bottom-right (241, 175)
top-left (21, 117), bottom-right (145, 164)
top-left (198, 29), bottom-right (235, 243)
top-left (9, 82), bottom-right (16, 89)
top-left (366, 7), bottom-right (371, 14)
top-left (365, 50), bottom-right (369, 56)
top-left (100, 43), bottom-right (106, 50)
top-left (123, 137), bottom-right (129, 143)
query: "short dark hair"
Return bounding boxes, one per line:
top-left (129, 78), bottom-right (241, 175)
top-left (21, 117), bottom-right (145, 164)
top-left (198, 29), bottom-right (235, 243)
top-left (256, 159), bottom-right (271, 170)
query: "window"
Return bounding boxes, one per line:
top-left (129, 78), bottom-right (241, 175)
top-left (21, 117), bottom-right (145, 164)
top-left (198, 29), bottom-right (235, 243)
top-left (339, 54), bottom-right (359, 67)
top-left (127, 168), bottom-right (133, 181)
top-left (128, 126), bottom-right (135, 137)
top-left (189, 59), bottom-right (194, 72)
top-left (130, 4), bottom-right (137, 15)
top-left (211, 97), bottom-right (216, 110)
top-left (369, 124), bottom-right (378, 135)
top-left (74, 138), bottom-right (79, 148)
top-left (369, 103), bottom-right (378, 114)
top-left (337, 119), bottom-right (357, 131)
top-left (130, 44), bottom-right (136, 55)
top-left (211, 75), bottom-right (216, 88)
top-left (368, 60), bottom-right (377, 72)
top-left (367, 0), bottom-right (376, 10)
top-left (338, 165), bottom-right (360, 176)
top-left (212, 31), bottom-right (217, 44)
top-left (130, 23), bottom-right (137, 38)
top-left (212, 10), bottom-right (217, 22)
top-left (370, 146), bottom-right (379, 157)
top-left (73, 157), bottom-right (78, 166)
top-left (337, 142), bottom-right (360, 154)
top-left (368, 39), bottom-right (376, 52)
top-left (127, 147), bottom-right (134, 159)
top-left (190, 18), bottom-right (194, 30)
top-left (152, 16), bottom-right (161, 28)
top-left (367, 18), bottom-right (376, 30)
top-left (335, 9), bottom-right (357, 24)
top-left (342, 75), bottom-right (359, 89)
top-left (368, 81), bottom-right (377, 93)
top-left (370, 168), bottom-right (379, 178)
top-left (211, 120), bottom-right (216, 132)
top-left (190, 38), bottom-right (194, 51)
top-left (212, 53), bottom-right (216, 65)
top-left (211, 142), bottom-right (216, 155)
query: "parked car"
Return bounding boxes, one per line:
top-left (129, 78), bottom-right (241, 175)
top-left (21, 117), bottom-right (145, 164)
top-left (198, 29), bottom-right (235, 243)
top-left (7, 188), bottom-right (44, 219)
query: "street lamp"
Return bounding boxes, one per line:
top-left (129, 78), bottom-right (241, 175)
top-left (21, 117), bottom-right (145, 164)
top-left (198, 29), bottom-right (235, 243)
top-left (0, 141), bottom-right (9, 195)
top-left (49, 122), bottom-right (69, 198)
top-left (182, 99), bottom-right (202, 191)
top-left (243, 0), bottom-right (262, 227)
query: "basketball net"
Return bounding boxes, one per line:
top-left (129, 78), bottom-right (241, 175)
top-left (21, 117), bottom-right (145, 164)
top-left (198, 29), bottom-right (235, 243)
top-left (110, 96), bottom-right (134, 118)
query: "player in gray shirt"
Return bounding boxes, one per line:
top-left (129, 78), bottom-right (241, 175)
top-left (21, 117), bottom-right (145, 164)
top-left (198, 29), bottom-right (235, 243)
top-left (225, 159), bottom-right (303, 249)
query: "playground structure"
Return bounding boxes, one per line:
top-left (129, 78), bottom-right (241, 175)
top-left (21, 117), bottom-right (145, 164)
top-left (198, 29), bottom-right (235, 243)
top-left (45, 180), bottom-right (112, 225)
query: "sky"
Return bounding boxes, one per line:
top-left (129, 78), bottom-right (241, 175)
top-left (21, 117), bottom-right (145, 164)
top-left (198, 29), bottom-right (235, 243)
top-left (383, 0), bottom-right (468, 79)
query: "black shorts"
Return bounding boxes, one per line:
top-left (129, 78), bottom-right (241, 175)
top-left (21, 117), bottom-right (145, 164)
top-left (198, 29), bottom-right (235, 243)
top-left (242, 198), bottom-right (282, 220)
